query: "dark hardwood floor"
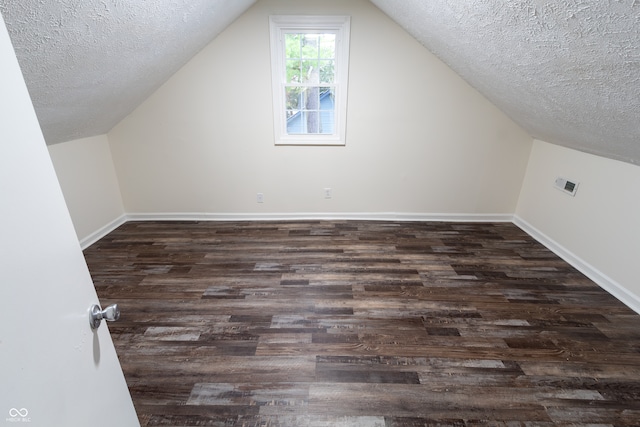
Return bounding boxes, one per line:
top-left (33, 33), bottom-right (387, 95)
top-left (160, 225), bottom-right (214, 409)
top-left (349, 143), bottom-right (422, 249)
top-left (84, 220), bottom-right (640, 426)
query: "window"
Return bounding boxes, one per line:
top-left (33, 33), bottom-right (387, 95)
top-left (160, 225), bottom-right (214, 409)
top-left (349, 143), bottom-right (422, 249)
top-left (269, 15), bottom-right (351, 145)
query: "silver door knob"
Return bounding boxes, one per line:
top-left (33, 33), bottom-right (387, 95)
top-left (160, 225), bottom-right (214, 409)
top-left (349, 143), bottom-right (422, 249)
top-left (89, 304), bottom-right (120, 329)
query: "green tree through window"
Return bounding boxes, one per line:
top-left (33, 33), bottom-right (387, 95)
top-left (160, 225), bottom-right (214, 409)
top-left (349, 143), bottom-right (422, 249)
top-left (285, 33), bottom-right (336, 134)
top-left (269, 16), bottom-right (350, 145)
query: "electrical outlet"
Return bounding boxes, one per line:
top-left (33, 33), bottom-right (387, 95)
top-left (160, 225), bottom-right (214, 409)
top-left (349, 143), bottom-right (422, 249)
top-left (324, 188), bottom-right (332, 199)
top-left (257, 193), bottom-right (264, 203)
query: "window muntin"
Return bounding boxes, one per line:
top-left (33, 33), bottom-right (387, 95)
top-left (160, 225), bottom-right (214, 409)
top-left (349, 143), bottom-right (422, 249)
top-left (270, 16), bottom-right (350, 145)
top-left (285, 33), bottom-right (336, 135)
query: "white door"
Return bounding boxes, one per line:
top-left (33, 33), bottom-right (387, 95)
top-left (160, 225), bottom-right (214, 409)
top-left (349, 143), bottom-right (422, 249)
top-left (0, 15), bottom-right (138, 427)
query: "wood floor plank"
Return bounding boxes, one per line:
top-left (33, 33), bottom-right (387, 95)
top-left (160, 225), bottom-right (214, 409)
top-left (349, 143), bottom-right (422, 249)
top-left (84, 220), bottom-right (640, 426)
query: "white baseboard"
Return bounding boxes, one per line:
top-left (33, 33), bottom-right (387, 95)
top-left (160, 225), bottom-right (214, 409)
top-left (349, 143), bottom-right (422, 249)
top-left (125, 212), bottom-right (515, 223)
top-left (513, 215), bottom-right (640, 315)
top-left (79, 214), bottom-right (127, 250)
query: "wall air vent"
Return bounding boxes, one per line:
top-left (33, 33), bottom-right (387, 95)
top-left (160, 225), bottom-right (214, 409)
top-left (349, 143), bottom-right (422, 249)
top-left (554, 177), bottom-right (579, 196)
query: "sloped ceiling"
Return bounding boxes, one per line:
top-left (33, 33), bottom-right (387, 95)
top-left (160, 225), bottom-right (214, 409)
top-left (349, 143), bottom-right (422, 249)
top-left (0, 0), bottom-right (256, 144)
top-left (1, 0), bottom-right (639, 165)
top-left (371, 0), bottom-right (640, 165)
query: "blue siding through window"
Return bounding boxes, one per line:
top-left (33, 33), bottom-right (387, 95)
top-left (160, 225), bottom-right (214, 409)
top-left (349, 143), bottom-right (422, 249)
top-left (286, 91), bottom-right (335, 134)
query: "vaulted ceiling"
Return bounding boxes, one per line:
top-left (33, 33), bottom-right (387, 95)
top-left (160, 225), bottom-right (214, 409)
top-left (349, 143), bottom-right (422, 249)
top-left (0, 0), bottom-right (256, 144)
top-left (1, 0), bottom-right (639, 165)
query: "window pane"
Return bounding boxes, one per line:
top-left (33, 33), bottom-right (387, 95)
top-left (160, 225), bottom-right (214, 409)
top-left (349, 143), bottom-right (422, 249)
top-left (285, 34), bottom-right (301, 58)
top-left (301, 34), bottom-right (319, 58)
top-left (319, 88), bottom-right (334, 110)
top-left (286, 86), bottom-right (335, 135)
top-left (320, 107), bottom-right (334, 134)
top-left (319, 34), bottom-right (335, 59)
top-left (286, 32), bottom-right (335, 84)
top-left (305, 110), bottom-right (321, 134)
top-left (305, 87), bottom-right (320, 134)
top-left (319, 87), bottom-right (334, 134)
top-left (285, 87), bottom-right (302, 110)
top-left (319, 60), bottom-right (334, 83)
top-left (287, 110), bottom-right (304, 134)
top-left (300, 60), bottom-right (318, 83)
top-left (286, 60), bottom-right (301, 83)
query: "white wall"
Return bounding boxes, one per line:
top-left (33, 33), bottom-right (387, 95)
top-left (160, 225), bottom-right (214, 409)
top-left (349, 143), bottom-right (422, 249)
top-left (516, 139), bottom-right (640, 312)
top-left (108, 0), bottom-right (532, 218)
top-left (48, 135), bottom-right (125, 246)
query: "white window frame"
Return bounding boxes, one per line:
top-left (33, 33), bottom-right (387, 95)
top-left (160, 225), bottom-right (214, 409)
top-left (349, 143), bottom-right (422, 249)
top-left (269, 15), bottom-right (351, 146)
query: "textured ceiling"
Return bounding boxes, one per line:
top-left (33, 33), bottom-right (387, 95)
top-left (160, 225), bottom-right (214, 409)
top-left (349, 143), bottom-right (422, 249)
top-left (0, 0), bottom-right (256, 144)
top-left (370, 0), bottom-right (640, 165)
top-left (1, 0), bottom-right (639, 165)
